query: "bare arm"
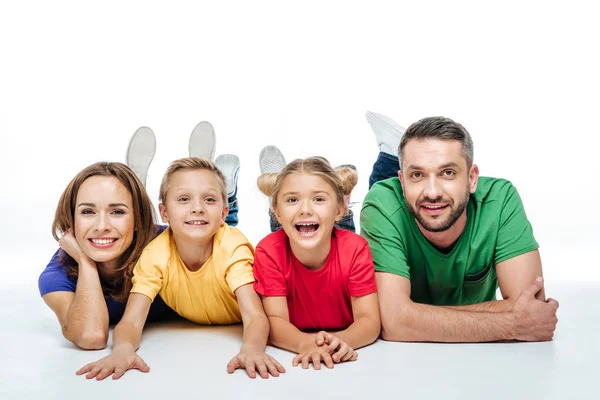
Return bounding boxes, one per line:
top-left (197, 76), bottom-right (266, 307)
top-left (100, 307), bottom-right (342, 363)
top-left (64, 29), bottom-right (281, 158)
top-left (334, 293), bottom-right (381, 349)
top-left (42, 256), bottom-right (109, 349)
top-left (226, 284), bottom-right (285, 378)
top-left (378, 250), bottom-right (558, 343)
top-left (76, 293), bottom-right (152, 380)
top-left (444, 250), bottom-right (545, 312)
top-left (262, 296), bottom-right (315, 353)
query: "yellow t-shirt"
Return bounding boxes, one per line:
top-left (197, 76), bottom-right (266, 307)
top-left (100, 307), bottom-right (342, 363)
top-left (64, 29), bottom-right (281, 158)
top-left (131, 224), bottom-right (255, 324)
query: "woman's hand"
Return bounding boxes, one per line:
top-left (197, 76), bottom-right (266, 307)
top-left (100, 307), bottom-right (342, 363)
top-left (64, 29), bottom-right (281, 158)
top-left (58, 230), bottom-right (90, 265)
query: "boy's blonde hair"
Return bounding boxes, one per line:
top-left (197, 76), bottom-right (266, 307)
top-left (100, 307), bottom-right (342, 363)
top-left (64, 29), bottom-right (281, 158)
top-left (159, 157), bottom-right (227, 204)
top-left (256, 157), bottom-right (358, 213)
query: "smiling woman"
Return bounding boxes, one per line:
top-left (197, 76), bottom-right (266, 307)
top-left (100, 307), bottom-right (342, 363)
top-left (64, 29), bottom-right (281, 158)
top-left (38, 162), bottom-right (176, 349)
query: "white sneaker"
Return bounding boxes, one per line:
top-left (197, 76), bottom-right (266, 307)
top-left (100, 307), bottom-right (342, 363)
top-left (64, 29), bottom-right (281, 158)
top-left (259, 145), bottom-right (286, 174)
top-left (126, 126), bottom-right (156, 187)
top-left (189, 121), bottom-right (216, 160)
top-left (215, 154), bottom-right (240, 199)
top-left (365, 111), bottom-right (406, 156)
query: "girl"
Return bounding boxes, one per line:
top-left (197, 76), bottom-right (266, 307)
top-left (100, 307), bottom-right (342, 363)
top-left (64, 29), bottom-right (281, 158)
top-left (253, 157), bottom-right (380, 370)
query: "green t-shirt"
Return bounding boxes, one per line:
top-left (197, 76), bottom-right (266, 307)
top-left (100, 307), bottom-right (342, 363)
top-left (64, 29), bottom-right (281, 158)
top-left (360, 177), bottom-right (538, 305)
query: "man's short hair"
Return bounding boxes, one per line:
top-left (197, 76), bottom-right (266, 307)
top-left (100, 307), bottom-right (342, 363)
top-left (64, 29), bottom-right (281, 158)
top-left (399, 116), bottom-right (474, 168)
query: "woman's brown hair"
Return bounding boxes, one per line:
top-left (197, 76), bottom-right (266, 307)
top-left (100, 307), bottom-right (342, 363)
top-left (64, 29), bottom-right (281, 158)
top-left (52, 162), bottom-right (157, 302)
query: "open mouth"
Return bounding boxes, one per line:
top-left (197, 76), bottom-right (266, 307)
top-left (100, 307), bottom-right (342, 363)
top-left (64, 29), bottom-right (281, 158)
top-left (186, 221), bottom-right (208, 226)
top-left (420, 204), bottom-right (449, 216)
top-left (88, 238), bottom-right (118, 248)
top-left (295, 222), bottom-right (320, 236)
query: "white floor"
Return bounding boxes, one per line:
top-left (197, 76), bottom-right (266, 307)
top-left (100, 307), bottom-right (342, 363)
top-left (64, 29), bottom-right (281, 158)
top-left (2, 253), bottom-right (598, 400)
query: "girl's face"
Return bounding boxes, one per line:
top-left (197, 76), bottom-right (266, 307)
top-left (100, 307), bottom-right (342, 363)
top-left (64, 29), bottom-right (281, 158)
top-left (274, 172), bottom-right (344, 252)
top-left (73, 176), bottom-right (135, 269)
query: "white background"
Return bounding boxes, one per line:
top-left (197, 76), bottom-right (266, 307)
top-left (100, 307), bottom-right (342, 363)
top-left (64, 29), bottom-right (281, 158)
top-left (1, 0), bottom-right (598, 284)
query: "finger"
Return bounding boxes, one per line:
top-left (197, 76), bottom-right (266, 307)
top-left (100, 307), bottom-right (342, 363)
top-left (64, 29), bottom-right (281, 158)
top-left (226, 357), bottom-right (240, 374)
top-left (341, 348), bottom-right (355, 362)
top-left (256, 362), bottom-right (269, 379)
top-left (85, 365), bottom-right (104, 379)
top-left (135, 357), bottom-right (150, 373)
top-left (113, 366), bottom-right (126, 380)
top-left (76, 363), bottom-right (95, 376)
top-left (332, 343), bottom-right (349, 362)
top-left (95, 366), bottom-right (114, 381)
top-left (315, 331), bottom-right (326, 346)
top-left (271, 358), bottom-right (286, 374)
top-left (245, 361), bottom-right (257, 379)
top-left (302, 354), bottom-right (310, 369)
top-left (312, 352), bottom-right (322, 370)
top-left (547, 298), bottom-right (559, 309)
top-left (523, 277), bottom-right (544, 297)
top-left (265, 359), bottom-right (282, 377)
top-left (322, 352), bottom-right (334, 369)
top-left (292, 353), bottom-right (302, 367)
top-left (350, 351), bottom-right (359, 361)
top-left (326, 337), bottom-right (341, 353)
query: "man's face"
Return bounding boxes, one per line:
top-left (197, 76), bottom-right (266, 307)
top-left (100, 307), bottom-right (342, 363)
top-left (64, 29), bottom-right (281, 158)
top-left (399, 138), bottom-right (478, 233)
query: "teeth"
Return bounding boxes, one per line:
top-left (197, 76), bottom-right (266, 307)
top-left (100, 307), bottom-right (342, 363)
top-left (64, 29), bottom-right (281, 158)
top-left (187, 221), bottom-right (206, 225)
top-left (91, 238), bottom-right (116, 245)
top-left (296, 223), bottom-right (318, 226)
top-left (424, 205), bottom-right (445, 209)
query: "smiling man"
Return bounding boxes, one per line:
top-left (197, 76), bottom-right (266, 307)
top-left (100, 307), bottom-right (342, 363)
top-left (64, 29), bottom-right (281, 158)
top-left (360, 115), bottom-right (559, 342)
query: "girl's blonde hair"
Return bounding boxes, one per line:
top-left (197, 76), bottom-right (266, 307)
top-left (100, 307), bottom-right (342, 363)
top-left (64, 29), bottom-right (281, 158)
top-left (52, 162), bottom-right (157, 302)
top-left (159, 157), bottom-right (227, 204)
top-left (256, 157), bottom-right (358, 213)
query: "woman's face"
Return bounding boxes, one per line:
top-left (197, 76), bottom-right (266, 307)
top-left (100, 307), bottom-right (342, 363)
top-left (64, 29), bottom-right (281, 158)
top-left (73, 176), bottom-right (135, 269)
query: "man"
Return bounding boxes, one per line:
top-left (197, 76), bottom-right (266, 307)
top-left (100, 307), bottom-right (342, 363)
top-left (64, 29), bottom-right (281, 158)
top-left (360, 112), bottom-right (559, 342)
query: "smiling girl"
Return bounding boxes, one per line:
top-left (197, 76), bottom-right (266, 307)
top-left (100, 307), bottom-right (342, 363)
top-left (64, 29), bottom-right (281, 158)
top-left (253, 157), bottom-right (380, 370)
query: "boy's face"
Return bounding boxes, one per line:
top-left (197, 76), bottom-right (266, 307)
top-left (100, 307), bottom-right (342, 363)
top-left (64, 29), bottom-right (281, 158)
top-left (159, 169), bottom-right (228, 242)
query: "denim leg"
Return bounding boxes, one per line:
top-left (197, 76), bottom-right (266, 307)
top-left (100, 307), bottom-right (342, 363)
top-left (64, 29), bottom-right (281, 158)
top-left (369, 152), bottom-right (401, 189)
top-left (225, 186), bottom-right (239, 226)
top-left (269, 209), bottom-right (281, 232)
top-left (335, 210), bottom-right (356, 232)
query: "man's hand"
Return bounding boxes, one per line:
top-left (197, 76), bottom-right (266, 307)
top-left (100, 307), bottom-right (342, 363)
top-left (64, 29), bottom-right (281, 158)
top-left (76, 347), bottom-right (149, 380)
top-left (511, 277), bottom-right (559, 341)
top-left (315, 331), bottom-right (358, 363)
top-left (227, 346), bottom-right (285, 379)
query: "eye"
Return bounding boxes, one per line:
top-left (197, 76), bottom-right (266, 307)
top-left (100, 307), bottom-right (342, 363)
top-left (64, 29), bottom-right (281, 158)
top-left (285, 197), bottom-right (298, 204)
top-left (81, 208), bottom-right (94, 215)
top-left (205, 197), bottom-right (216, 203)
top-left (314, 196), bottom-right (326, 202)
top-left (410, 172), bottom-right (423, 179)
top-left (441, 170), bottom-right (456, 178)
top-left (111, 209), bottom-right (126, 215)
top-left (178, 196), bottom-right (190, 202)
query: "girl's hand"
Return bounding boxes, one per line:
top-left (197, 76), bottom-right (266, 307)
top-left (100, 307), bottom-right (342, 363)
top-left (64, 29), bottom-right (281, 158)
top-left (315, 331), bottom-right (359, 363)
top-left (76, 348), bottom-right (149, 380)
top-left (58, 230), bottom-right (90, 265)
top-left (292, 338), bottom-right (335, 370)
top-left (227, 346), bottom-right (285, 379)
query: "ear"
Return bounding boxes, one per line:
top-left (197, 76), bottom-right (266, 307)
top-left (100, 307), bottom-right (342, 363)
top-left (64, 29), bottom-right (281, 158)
top-left (398, 170), bottom-right (405, 192)
top-left (335, 202), bottom-right (345, 222)
top-left (221, 205), bottom-right (230, 224)
top-left (468, 164), bottom-right (480, 194)
top-left (158, 203), bottom-right (169, 223)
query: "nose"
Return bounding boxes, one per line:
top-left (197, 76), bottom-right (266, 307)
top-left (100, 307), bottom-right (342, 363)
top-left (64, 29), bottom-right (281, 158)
top-left (423, 176), bottom-right (443, 201)
top-left (95, 212), bottom-right (111, 232)
top-left (191, 199), bottom-right (204, 214)
top-left (299, 199), bottom-right (313, 216)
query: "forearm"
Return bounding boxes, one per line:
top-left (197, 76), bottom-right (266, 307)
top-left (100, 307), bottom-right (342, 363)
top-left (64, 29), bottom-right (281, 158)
top-left (267, 316), bottom-right (315, 353)
top-left (444, 299), bottom-right (513, 313)
top-left (383, 302), bottom-right (517, 343)
top-left (240, 313), bottom-right (270, 351)
top-left (112, 320), bottom-right (144, 352)
top-left (334, 316), bottom-right (381, 349)
top-left (63, 259), bottom-right (109, 348)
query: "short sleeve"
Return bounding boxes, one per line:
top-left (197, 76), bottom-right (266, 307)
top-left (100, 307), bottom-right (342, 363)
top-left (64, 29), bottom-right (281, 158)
top-left (253, 244), bottom-right (287, 297)
top-left (225, 243), bottom-right (256, 293)
top-left (360, 204), bottom-right (410, 279)
top-left (348, 243), bottom-right (378, 297)
top-left (130, 250), bottom-right (164, 301)
top-left (495, 184), bottom-right (539, 264)
top-left (38, 249), bottom-right (76, 296)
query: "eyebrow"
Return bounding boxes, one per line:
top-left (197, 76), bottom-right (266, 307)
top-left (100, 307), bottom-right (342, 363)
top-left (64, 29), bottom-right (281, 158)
top-left (281, 190), bottom-right (330, 196)
top-left (405, 162), bottom-right (461, 171)
top-left (77, 203), bottom-right (129, 208)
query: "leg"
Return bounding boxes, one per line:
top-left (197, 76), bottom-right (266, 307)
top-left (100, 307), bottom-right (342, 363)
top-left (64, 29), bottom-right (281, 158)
top-left (259, 145), bottom-right (287, 232)
top-left (215, 154), bottom-right (240, 227)
top-left (368, 152), bottom-right (400, 189)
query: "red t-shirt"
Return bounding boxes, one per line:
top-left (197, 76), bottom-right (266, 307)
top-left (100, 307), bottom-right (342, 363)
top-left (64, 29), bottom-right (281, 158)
top-left (253, 228), bottom-right (377, 331)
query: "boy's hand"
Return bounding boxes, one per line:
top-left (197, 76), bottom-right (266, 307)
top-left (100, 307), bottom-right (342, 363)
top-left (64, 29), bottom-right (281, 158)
top-left (76, 347), bottom-right (149, 380)
top-left (315, 331), bottom-right (358, 363)
top-left (227, 346), bottom-right (285, 379)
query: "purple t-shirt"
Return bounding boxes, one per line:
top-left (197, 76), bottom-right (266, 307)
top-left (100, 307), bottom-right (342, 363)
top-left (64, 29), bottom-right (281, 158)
top-left (38, 225), bottom-right (176, 325)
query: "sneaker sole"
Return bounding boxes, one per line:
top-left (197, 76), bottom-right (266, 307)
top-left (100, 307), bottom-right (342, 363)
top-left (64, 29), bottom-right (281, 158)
top-left (215, 154), bottom-right (240, 199)
top-left (259, 145), bottom-right (287, 174)
top-left (189, 121), bottom-right (216, 160)
top-left (126, 126), bottom-right (156, 187)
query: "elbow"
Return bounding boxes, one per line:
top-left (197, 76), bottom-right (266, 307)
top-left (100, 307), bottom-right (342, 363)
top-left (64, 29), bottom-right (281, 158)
top-left (380, 310), bottom-right (416, 342)
top-left (65, 328), bottom-right (108, 350)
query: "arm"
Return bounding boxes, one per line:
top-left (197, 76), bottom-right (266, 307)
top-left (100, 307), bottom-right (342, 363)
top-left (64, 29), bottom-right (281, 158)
top-left (76, 294), bottom-right (152, 380)
top-left (377, 266), bottom-right (558, 343)
top-left (444, 250), bottom-right (545, 312)
top-left (333, 293), bottom-right (381, 349)
top-left (41, 232), bottom-right (110, 349)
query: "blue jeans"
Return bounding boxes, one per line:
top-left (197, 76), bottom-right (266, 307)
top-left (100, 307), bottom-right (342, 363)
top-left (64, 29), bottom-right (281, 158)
top-left (225, 187), bottom-right (239, 226)
top-left (269, 209), bottom-right (356, 233)
top-left (369, 152), bottom-right (400, 189)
